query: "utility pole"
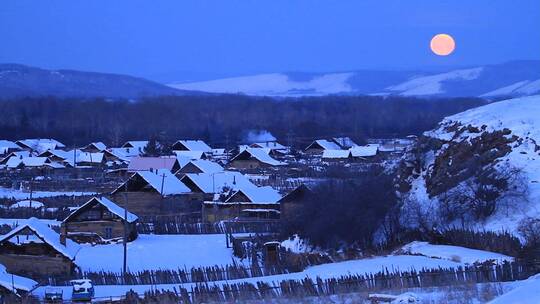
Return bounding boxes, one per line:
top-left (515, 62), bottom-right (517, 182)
top-left (122, 179), bottom-right (128, 278)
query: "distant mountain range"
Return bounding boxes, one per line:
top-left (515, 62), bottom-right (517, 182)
top-left (1, 61), bottom-right (539, 99)
top-left (0, 64), bottom-right (196, 99)
top-left (169, 60), bottom-right (540, 98)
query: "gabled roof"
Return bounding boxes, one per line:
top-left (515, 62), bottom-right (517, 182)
top-left (321, 149), bottom-right (351, 159)
top-left (105, 147), bottom-right (142, 162)
top-left (230, 148), bottom-right (285, 166)
top-left (226, 186), bottom-right (281, 203)
top-left (350, 145), bottom-right (378, 157)
top-left (112, 169), bottom-right (191, 196)
top-left (0, 140), bottom-right (20, 154)
top-left (77, 152), bottom-right (104, 164)
top-left (0, 218), bottom-right (80, 260)
top-left (305, 139), bottom-right (341, 151)
top-left (64, 197), bottom-right (138, 223)
top-left (173, 140), bottom-right (212, 152)
top-left (15, 139), bottom-right (66, 152)
top-left (181, 159), bottom-right (224, 174)
top-left (0, 264), bottom-right (37, 292)
top-left (278, 184), bottom-right (312, 203)
top-left (128, 157), bottom-right (179, 172)
top-left (7, 157), bottom-right (55, 168)
top-left (181, 171), bottom-right (255, 194)
top-left (250, 142), bottom-right (287, 150)
top-left (331, 137), bottom-right (359, 149)
top-left (82, 142), bottom-right (107, 152)
top-left (121, 141), bottom-right (148, 150)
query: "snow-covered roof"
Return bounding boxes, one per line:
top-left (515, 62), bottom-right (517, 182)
top-left (231, 148), bottom-right (285, 166)
top-left (322, 149), bottom-right (351, 159)
top-left (0, 140), bottom-right (20, 154)
top-left (332, 137), bottom-right (358, 149)
top-left (306, 139), bottom-right (341, 151)
top-left (64, 197), bottom-right (138, 223)
top-left (250, 142), bottom-right (287, 150)
top-left (350, 145), bottom-right (378, 157)
top-left (16, 139), bottom-right (66, 153)
top-left (226, 185), bottom-right (282, 203)
top-left (7, 157), bottom-right (54, 168)
top-left (10, 200), bottom-right (45, 209)
top-left (0, 264), bottom-right (37, 293)
top-left (83, 142), bottom-right (107, 151)
top-left (77, 152), bottom-right (104, 164)
top-left (114, 169), bottom-right (191, 196)
top-left (128, 157), bottom-right (178, 172)
top-left (183, 159), bottom-right (224, 174)
top-left (121, 141), bottom-right (148, 150)
top-left (0, 217), bottom-right (80, 260)
top-left (181, 171), bottom-right (255, 194)
top-left (174, 150), bottom-right (204, 160)
top-left (105, 147), bottom-right (142, 161)
top-left (173, 140), bottom-right (212, 152)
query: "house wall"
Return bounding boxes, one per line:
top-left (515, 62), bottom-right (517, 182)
top-left (111, 192), bottom-right (198, 216)
top-left (202, 203), bottom-right (279, 223)
top-left (63, 220), bottom-right (137, 242)
top-left (229, 159), bottom-right (263, 169)
top-left (0, 254), bottom-right (74, 277)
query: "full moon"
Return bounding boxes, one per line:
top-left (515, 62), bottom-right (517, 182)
top-left (430, 34), bottom-right (455, 56)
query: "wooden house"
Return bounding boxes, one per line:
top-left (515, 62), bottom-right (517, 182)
top-left (321, 149), bottom-right (353, 162)
top-left (81, 142), bottom-right (107, 153)
top-left (62, 197), bottom-right (139, 243)
top-left (0, 218), bottom-right (79, 277)
top-left (202, 185), bottom-right (281, 223)
top-left (15, 139), bottom-right (66, 154)
top-left (171, 140), bottom-right (212, 152)
top-left (111, 169), bottom-right (195, 216)
top-left (278, 184), bottom-right (312, 221)
top-left (0, 266), bottom-right (37, 299)
top-left (176, 159), bottom-right (224, 176)
top-left (229, 148), bottom-right (285, 169)
top-left (0, 140), bottom-right (22, 157)
top-left (304, 140), bottom-right (341, 154)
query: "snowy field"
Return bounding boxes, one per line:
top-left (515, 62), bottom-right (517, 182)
top-left (399, 241), bottom-right (513, 264)
top-left (0, 187), bottom-right (94, 200)
top-left (34, 255), bottom-right (464, 300)
top-left (75, 234), bottom-right (243, 272)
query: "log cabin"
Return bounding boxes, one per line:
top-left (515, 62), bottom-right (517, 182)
top-left (111, 169), bottom-right (195, 216)
top-left (62, 197), bottom-right (138, 243)
top-left (229, 148), bottom-right (285, 169)
top-left (0, 218), bottom-right (80, 277)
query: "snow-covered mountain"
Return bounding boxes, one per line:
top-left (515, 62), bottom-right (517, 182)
top-left (0, 64), bottom-right (198, 99)
top-left (169, 61), bottom-right (540, 98)
top-left (398, 95), bottom-right (540, 232)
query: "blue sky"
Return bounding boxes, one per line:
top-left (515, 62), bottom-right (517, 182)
top-left (1, 0), bottom-right (539, 82)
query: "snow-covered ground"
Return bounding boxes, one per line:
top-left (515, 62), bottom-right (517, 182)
top-left (33, 255), bottom-right (463, 300)
top-left (399, 241), bottom-right (513, 264)
top-left (75, 234), bottom-right (243, 272)
top-left (0, 187), bottom-right (94, 200)
top-left (488, 274), bottom-right (540, 304)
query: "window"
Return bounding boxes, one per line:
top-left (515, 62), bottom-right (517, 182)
top-left (104, 227), bottom-right (113, 239)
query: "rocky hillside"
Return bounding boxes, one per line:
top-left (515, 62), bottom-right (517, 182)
top-left (398, 95), bottom-right (540, 232)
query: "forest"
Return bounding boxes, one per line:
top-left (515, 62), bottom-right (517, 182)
top-left (0, 94), bottom-right (486, 147)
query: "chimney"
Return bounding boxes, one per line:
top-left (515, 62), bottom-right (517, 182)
top-left (60, 225), bottom-right (67, 246)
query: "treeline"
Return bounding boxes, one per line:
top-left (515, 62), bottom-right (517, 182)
top-left (0, 94), bottom-right (486, 147)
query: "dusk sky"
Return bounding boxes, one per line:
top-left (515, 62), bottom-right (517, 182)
top-left (1, 0), bottom-right (539, 82)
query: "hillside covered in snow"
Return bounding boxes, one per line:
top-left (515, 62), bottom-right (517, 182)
top-left (398, 95), bottom-right (540, 232)
top-left (169, 61), bottom-right (540, 98)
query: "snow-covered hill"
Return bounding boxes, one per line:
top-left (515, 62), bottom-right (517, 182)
top-left (169, 61), bottom-right (540, 98)
top-left (398, 95), bottom-right (540, 232)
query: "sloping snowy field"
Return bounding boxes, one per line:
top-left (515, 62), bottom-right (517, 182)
top-left (488, 274), bottom-right (540, 304)
top-left (75, 234), bottom-right (243, 272)
top-left (399, 241), bottom-right (513, 264)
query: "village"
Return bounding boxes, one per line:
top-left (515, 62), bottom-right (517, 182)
top-left (0, 136), bottom-right (421, 302)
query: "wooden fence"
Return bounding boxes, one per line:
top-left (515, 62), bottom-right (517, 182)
top-left (125, 261), bottom-right (540, 303)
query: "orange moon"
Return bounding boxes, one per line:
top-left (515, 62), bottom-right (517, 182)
top-left (430, 34), bottom-right (455, 56)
